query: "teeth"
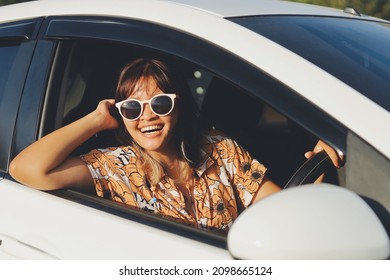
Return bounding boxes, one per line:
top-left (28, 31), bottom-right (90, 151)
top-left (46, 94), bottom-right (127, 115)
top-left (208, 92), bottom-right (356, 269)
top-left (140, 125), bottom-right (163, 133)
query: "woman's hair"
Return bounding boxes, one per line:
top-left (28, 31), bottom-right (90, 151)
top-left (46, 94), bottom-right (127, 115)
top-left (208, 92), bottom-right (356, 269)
top-left (114, 58), bottom-right (204, 185)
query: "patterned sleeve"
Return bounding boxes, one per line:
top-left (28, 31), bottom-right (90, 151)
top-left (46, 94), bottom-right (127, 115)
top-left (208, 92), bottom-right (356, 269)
top-left (215, 135), bottom-right (267, 208)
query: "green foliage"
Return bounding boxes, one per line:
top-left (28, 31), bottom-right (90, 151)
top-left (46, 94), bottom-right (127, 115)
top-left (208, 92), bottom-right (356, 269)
top-left (0, 0), bottom-right (33, 5)
top-left (289, 0), bottom-right (390, 20)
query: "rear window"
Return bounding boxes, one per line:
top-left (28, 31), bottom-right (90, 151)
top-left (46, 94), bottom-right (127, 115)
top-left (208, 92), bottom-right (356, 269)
top-left (0, 42), bottom-right (20, 104)
top-left (0, 42), bottom-right (22, 173)
top-left (231, 16), bottom-right (390, 112)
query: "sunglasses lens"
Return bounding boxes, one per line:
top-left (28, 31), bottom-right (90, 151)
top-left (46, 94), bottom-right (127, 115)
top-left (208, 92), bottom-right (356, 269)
top-left (120, 100), bottom-right (142, 120)
top-left (151, 95), bottom-right (174, 115)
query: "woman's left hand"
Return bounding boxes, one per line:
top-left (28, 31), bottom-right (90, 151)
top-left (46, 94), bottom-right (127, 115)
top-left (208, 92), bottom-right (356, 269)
top-left (305, 140), bottom-right (343, 168)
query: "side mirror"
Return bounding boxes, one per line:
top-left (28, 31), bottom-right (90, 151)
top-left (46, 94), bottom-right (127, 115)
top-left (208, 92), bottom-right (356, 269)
top-left (228, 184), bottom-right (390, 259)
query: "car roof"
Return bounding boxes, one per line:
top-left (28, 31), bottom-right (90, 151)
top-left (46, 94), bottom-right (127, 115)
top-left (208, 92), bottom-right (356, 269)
top-left (0, 0), bottom-right (382, 24)
top-left (168, 0), bottom-right (364, 18)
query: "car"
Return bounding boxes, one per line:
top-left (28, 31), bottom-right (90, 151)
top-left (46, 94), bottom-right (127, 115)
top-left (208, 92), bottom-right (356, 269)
top-left (0, 0), bottom-right (389, 260)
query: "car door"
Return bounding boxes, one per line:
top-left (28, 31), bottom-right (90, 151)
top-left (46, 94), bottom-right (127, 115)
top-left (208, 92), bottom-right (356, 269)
top-left (0, 20), bottom-right (54, 259)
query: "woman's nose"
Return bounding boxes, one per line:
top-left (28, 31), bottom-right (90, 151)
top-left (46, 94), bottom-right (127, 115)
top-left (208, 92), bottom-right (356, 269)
top-left (140, 103), bottom-right (156, 120)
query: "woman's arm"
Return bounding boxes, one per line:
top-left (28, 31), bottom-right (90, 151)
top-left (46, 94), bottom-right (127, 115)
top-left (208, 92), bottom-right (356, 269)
top-left (9, 99), bottom-right (118, 192)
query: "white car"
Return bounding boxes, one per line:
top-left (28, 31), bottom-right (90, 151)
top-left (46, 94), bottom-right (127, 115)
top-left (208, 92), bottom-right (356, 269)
top-left (0, 0), bottom-right (389, 259)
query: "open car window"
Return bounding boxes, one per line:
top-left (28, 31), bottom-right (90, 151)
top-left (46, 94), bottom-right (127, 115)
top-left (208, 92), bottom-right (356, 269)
top-left (42, 38), bottom-right (342, 211)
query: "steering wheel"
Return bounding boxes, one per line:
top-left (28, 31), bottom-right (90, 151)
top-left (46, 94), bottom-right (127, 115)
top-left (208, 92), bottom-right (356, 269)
top-left (283, 150), bottom-right (334, 189)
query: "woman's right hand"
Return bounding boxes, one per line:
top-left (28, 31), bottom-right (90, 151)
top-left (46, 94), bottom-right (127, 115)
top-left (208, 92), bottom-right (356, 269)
top-left (93, 99), bottom-right (119, 131)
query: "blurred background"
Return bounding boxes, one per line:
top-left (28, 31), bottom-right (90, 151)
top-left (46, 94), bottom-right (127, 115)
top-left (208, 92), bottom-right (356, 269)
top-left (1, 0), bottom-right (389, 20)
top-left (289, 0), bottom-right (390, 20)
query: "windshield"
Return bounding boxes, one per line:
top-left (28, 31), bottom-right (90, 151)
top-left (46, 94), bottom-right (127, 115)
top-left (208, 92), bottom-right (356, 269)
top-left (231, 16), bottom-right (390, 112)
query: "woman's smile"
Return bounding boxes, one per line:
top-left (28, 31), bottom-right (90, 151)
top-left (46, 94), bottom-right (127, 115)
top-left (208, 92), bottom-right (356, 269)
top-left (139, 124), bottom-right (164, 135)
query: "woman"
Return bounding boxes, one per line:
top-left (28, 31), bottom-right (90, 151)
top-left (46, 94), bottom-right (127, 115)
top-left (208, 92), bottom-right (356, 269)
top-left (9, 58), bottom-right (340, 230)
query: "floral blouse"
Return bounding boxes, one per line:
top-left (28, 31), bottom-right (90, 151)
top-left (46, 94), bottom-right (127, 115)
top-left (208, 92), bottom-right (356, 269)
top-left (80, 130), bottom-right (267, 230)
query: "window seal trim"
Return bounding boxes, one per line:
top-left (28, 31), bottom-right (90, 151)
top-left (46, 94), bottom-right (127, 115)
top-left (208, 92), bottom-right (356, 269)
top-left (0, 18), bottom-right (44, 40)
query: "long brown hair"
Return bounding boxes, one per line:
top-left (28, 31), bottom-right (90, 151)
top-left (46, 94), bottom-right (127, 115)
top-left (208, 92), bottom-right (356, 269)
top-left (114, 58), bottom-right (203, 185)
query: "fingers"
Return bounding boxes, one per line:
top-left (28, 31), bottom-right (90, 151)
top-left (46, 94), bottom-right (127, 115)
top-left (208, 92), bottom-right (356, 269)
top-left (98, 99), bottom-right (115, 108)
top-left (304, 151), bottom-right (314, 159)
top-left (97, 99), bottom-right (116, 113)
top-left (95, 99), bottom-right (119, 130)
top-left (306, 140), bottom-right (342, 168)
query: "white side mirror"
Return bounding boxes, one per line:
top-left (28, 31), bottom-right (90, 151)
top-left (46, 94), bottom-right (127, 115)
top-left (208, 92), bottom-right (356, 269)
top-left (228, 184), bottom-right (390, 259)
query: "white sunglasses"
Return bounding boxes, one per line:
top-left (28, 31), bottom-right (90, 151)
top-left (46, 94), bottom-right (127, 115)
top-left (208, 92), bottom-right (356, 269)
top-left (115, 93), bottom-right (177, 121)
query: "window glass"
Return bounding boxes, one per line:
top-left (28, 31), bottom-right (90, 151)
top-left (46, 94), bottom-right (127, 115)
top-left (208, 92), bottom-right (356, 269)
top-left (0, 43), bottom-right (20, 104)
top-left (231, 16), bottom-right (390, 112)
top-left (0, 42), bottom-right (22, 173)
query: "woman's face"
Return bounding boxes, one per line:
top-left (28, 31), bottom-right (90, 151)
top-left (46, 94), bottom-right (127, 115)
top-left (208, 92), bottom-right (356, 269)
top-left (122, 77), bottom-right (179, 156)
